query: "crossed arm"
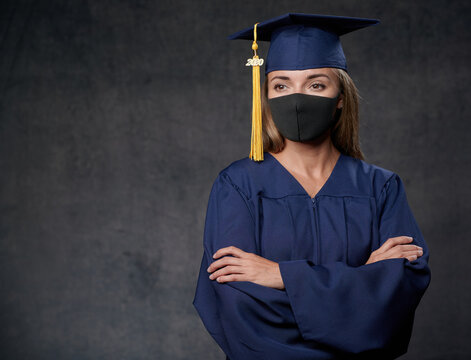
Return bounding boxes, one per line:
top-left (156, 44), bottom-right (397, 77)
top-left (207, 235), bottom-right (424, 290)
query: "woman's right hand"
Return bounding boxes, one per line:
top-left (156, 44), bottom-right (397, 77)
top-left (365, 236), bottom-right (423, 265)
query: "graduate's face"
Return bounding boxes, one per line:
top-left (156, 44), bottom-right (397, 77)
top-left (267, 68), bottom-right (343, 108)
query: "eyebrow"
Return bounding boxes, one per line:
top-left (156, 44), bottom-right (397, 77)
top-left (270, 74), bottom-right (331, 82)
top-left (307, 74), bottom-right (330, 80)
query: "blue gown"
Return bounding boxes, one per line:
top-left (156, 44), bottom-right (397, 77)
top-left (193, 151), bottom-right (431, 360)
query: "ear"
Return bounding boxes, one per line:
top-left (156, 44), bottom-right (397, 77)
top-left (337, 93), bottom-right (344, 109)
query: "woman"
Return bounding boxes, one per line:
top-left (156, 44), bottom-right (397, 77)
top-left (193, 13), bottom-right (431, 360)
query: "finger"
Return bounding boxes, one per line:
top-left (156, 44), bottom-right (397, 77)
top-left (387, 245), bottom-right (423, 255)
top-left (377, 236), bottom-right (413, 254)
top-left (215, 274), bottom-right (245, 283)
top-left (209, 265), bottom-right (243, 280)
top-left (398, 244), bottom-right (423, 252)
top-left (405, 254), bottom-right (419, 262)
top-left (207, 257), bottom-right (242, 273)
top-left (213, 246), bottom-right (247, 259)
top-left (395, 249), bottom-right (423, 259)
top-left (384, 244), bottom-right (422, 256)
top-left (381, 248), bottom-right (423, 261)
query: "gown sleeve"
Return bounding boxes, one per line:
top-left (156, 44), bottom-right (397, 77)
top-left (192, 173), bottom-right (321, 360)
top-left (278, 173), bottom-right (432, 356)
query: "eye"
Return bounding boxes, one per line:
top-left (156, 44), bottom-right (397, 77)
top-left (310, 82), bottom-right (326, 90)
top-left (273, 84), bottom-right (287, 91)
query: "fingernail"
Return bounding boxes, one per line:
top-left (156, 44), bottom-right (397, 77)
top-left (206, 267), bottom-right (210, 272)
top-left (208, 274), bottom-right (213, 279)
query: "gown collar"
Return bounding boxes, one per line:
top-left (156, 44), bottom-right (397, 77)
top-left (263, 151), bottom-right (347, 200)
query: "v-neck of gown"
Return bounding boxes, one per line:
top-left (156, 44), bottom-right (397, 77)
top-left (266, 151), bottom-right (344, 200)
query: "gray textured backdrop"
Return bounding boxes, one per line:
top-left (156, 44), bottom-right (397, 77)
top-left (1, 0), bottom-right (470, 359)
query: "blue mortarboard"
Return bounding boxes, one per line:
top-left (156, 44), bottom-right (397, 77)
top-left (228, 13), bottom-right (380, 74)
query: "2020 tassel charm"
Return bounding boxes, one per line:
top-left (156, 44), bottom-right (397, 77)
top-left (246, 23), bottom-right (264, 161)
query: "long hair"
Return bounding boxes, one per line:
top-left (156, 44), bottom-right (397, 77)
top-left (261, 68), bottom-right (365, 160)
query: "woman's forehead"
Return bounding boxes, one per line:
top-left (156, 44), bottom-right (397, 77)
top-left (267, 68), bottom-right (336, 80)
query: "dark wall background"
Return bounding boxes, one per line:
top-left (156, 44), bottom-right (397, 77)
top-left (1, 0), bottom-right (469, 359)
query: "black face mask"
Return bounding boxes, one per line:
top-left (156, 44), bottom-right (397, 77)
top-left (268, 93), bottom-right (342, 142)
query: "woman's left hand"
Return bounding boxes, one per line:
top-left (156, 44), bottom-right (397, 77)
top-left (207, 246), bottom-right (285, 290)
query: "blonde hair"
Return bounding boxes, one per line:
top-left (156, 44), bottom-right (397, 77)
top-left (261, 68), bottom-right (365, 160)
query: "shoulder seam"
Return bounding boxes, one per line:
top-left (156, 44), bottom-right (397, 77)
top-left (375, 172), bottom-right (398, 211)
top-left (219, 172), bottom-right (256, 223)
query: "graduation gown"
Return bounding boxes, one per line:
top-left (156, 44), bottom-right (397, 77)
top-left (193, 151), bottom-right (431, 360)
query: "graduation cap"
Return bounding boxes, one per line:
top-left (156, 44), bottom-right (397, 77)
top-left (228, 13), bottom-right (380, 161)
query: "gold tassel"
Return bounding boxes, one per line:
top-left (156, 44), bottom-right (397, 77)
top-left (247, 23), bottom-right (264, 161)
